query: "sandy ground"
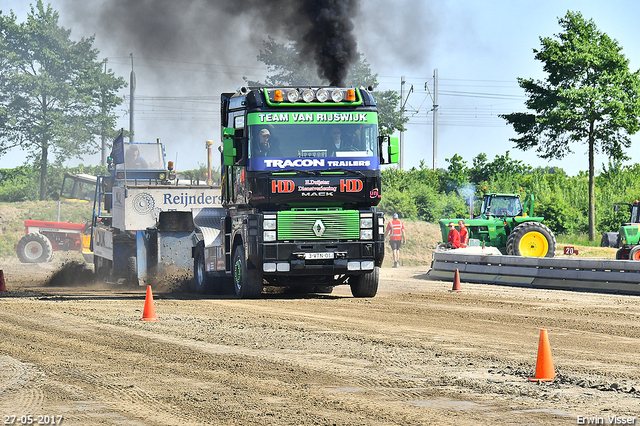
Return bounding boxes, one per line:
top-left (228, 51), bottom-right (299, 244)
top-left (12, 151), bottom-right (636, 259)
top-left (1, 254), bottom-right (639, 426)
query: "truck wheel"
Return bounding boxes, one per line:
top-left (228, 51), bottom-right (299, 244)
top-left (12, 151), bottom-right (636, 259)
top-left (192, 241), bottom-right (222, 294)
top-left (16, 233), bottom-right (54, 263)
top-left (601, 232), bottom-right (620, 248)
top-left (232, 245), bottom-right (263, 299)
top-left (506, 222), bottom-right (556, 257)
top-left (126, 256), bottom-right (140, 286)
top-left (629, 246), bottom-right (640, 261)
top-left (350, 267), bottom-right (379, 298)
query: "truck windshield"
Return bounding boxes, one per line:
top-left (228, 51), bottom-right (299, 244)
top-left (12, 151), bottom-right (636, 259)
top-left (248, 122), bottom-right (379, 159)
top-left (116, 143), bottom-right (165, 170)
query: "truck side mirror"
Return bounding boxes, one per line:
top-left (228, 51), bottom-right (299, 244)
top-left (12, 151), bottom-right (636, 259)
top-left (388, 136), bottom-right (399, 164)
top-left (222, 127), bottom-right (236, 166)
top-left (378, 135), bottom-right (400, 164)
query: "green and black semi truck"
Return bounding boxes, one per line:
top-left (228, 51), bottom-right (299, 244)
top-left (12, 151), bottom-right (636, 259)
top-left (192, 86), bottom-right (399, 298)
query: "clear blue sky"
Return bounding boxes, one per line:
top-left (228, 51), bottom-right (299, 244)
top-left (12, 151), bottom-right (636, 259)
top-left (2, 0), bottom-right (639, 176)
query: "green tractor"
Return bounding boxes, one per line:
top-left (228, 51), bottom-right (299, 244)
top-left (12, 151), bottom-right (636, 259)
top-left (601, 201), bottom-right (640, 260)
top-left (439, 193), bottom-right (556, 257)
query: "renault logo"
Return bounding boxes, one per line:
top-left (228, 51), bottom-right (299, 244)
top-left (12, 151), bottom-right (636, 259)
top-left (313, 219), bottom-right (325, 237)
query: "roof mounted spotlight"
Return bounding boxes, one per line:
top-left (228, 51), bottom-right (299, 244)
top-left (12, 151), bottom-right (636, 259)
top-left (286, 89), bottom-right (300, 102)
top-left (316, 88), bottom-right (329, 102)
top-left (331, 89), bottom-right (344, 102)
top-left (302, 89), bottom-right (315, 103)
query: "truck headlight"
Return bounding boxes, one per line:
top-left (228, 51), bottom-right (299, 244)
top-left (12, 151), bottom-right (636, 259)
top-left (360, 218), bottom-right (373, 228)
top-left (360, 229), bottom-right (373, 240)
top-left (263, 231), bottom-right (276, 241)
top-left (263, 219), bottom-right (276, 230)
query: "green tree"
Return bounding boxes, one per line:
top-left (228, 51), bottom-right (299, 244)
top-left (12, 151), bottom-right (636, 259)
top-left (444, 153), bottom-right (469, 192)
top-left (0, 1), bottom-right (126, 200)
top-left (500, 11), bottom-right (640, 241)
top-left (469, 151), bottom-right (531, 184)
top-left (244, 38), bottom-right (407, 136)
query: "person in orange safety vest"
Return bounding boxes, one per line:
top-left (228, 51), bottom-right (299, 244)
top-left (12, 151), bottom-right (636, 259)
top-left (385, 213), bottom-right (406, 268)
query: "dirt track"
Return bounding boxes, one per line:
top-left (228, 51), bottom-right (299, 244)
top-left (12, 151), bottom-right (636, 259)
top-left (1, 256), bottom-right (639, 426)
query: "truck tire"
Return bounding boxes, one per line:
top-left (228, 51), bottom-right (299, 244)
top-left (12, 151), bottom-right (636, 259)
top-left (601, 232), bottom-right (621, 248)
top-left (192, 241), bottom-right (222, 294)
top-left (16, 233), bottom-right (54, 263)
top-left (126, 256), bottom-right (140, 286)
top-left (350, 267), bottom-right (379, 298)
top-left (232, 245), bottom-right (263, 299)
top-left (506, 222), bottom-right (556, 257)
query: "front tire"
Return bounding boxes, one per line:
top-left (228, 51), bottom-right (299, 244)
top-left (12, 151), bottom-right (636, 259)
top-left (232, 245), bottom-right (263, 299)
top-left (506, 222), bottom-right (556, 257)
top-left (16, 233), bottom-right (54, 263)
top-left (629, 246), bottom-right (640, 261)
top-left (350, 267), bottom-right (379, 298)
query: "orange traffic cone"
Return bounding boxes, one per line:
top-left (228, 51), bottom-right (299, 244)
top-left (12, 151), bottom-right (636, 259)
top-left (449, 268), bottom-right (463, 292)
top-left (140, 285), bottom-right (159, 321)
top-left (528, 329), bottom-right (555, 382)
top-left (0, 270), bottom-right (6, 293)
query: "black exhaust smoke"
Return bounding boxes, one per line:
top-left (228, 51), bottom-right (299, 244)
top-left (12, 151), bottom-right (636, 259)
top-left (63, 0), bottom-right (360, 86)
top-left (298, 0), bottom-right (360, 86)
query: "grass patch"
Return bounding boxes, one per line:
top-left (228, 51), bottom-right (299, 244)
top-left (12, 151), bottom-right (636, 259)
top-left (555, 232), bottom-right (603, 247)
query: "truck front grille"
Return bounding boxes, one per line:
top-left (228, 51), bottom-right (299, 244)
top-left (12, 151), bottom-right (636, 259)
top-left (277, 210), bottom-right (359, 240)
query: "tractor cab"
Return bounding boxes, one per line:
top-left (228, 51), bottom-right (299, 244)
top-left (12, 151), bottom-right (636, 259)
top-left (60, 173), bottom-right (98, 202)
top-left (479, 194), bottom-right (523, 218)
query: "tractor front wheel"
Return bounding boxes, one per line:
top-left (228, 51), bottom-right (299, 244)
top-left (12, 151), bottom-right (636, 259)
top-left (628, 246), bottom-right (640, 260)
top-left (506, 222), bottom-right (556, 258)
top-left (16, 233), bottom-right (54, 263)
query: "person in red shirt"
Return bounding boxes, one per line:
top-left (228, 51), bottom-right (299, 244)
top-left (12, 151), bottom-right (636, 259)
top-left (445, 222), bottom-right (461, 249)
top-left (458, 220), bottom-right (469, 248)
top-left (385, 213), bottom-right (406, 268)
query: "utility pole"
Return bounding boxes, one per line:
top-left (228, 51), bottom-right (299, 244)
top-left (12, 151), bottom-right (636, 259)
top-left (432, 68), bottom-right (438, 171)
top-left (130, 53), bottom-right (136, 143)
top-left (101, 60), bottom-right (107, 166)
top-left (400, 76), bottom-right (405, 170)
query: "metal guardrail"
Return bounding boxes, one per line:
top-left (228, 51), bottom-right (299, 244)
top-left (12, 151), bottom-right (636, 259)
top-left (427, 251), bottom-right (640, 295)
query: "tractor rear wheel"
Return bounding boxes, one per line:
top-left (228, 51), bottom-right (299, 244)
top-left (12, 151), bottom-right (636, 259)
top-left (16, 233), bottom-right (54, 263)
top-left (601, 232), bottom-right (620, 248)
top-left (506, 222), bottom-right (556, 257)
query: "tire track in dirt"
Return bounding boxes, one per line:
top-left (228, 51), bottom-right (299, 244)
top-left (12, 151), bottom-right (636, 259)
top-left (3, 269), bottom-right (640, 425)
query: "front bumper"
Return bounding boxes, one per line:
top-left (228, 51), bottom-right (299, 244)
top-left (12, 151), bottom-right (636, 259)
top-left (254, 240), bottom-right (384, 275)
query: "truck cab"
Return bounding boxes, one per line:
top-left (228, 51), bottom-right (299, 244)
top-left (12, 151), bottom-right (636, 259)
top-left (194, 86), bottom-right (399, 298)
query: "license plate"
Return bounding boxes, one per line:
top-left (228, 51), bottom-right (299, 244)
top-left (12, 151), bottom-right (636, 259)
top-left (304, 252), bottom-right (334, 260)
